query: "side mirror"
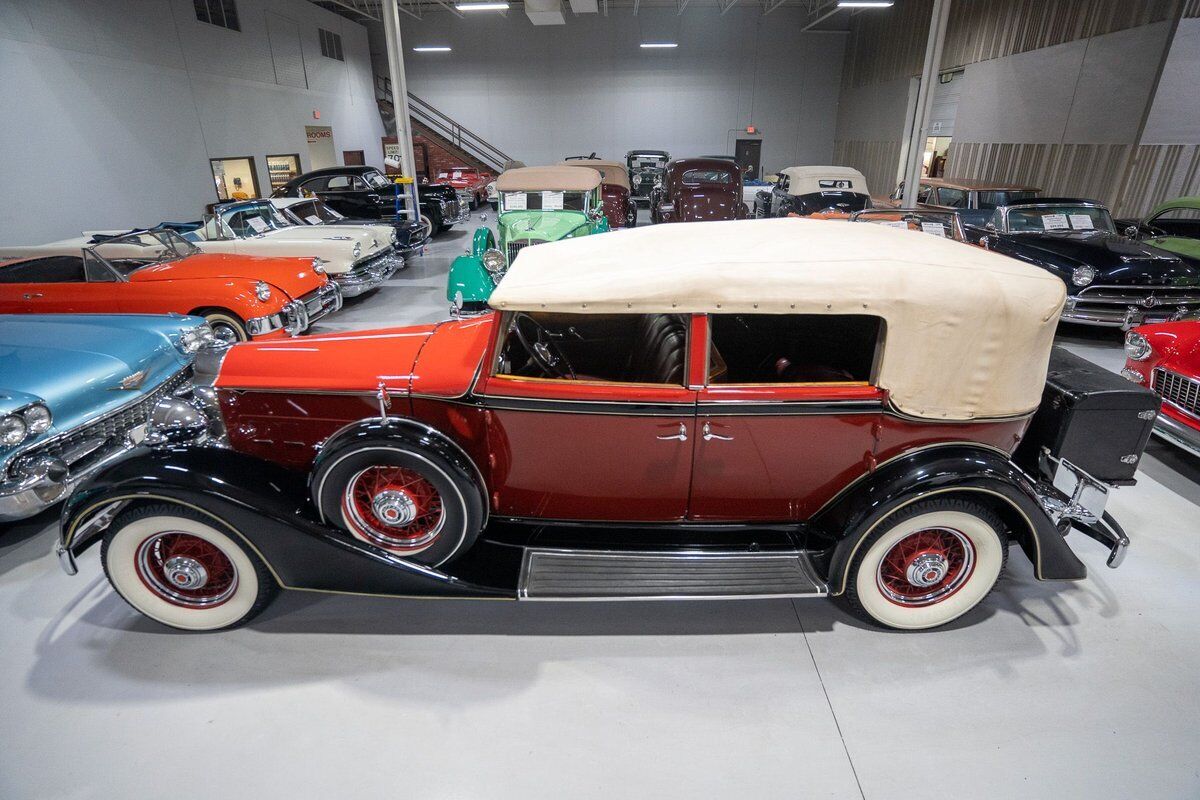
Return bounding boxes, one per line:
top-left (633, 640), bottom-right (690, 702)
top-left (985, 221), bottom-right (997, 231)
top-left (1124, 225), bottom-right (1140, 238)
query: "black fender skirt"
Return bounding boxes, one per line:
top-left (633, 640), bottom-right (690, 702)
top-left (60, 447), bottom-right (513, 599)
top-left (813, 444), bottom-right (1087, 595)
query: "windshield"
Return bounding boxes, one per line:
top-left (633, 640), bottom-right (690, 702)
top-left (285, 200), bottom-right (344, 225)
top-left (363, 170), bottom-right (392, 190)
top-left (500, 191), bottom-right (588, 212)
top-left (220, 203), bottom-right (294, 237)
top-left (977, 190), bottom-right (1039, 210)
top-left (851, 210), bottom-right (963, 241)
top-left (89, 229), bottom-right (199, 276)
top-left (682, 169), bottom-right (735, 185)
top-left (1003, 205), bottom-right (1115, 234)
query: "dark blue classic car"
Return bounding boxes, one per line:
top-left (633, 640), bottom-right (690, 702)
top-left (0, 314), bottom-right (211, 521)
top-left (975, 199), bottom-right (1200, 327)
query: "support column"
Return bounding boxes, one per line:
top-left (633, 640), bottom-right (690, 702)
top-left (381, 0), bottom-right (421, 221)
top-left (901, 0), bottom-right (951, 208)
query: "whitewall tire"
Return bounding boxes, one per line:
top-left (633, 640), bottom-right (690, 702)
top-left (202, 311), bottom-right (248, 344)
top-left (101, 504), bottom-right (277, 631)
top-left (845, 499), bottom-right (1007, 631)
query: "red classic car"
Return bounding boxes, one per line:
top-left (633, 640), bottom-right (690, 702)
top-left (560, 158), bottom-right (637, 228)
top-left (650, 158), bottom-right (748, 223)
top-left (1123, 320), bottom-right (1200, 457)
top-left (59, 220), bottom-right (1154, 632)
top-left (0, 229), bottom-right (340, 343)
top-left (434, 167), bottom-right (494, 208)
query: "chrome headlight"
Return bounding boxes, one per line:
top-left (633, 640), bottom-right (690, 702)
top-left (1, 414), bottom-right (28, 446)
top-left (1124, 330), bottom-right (1152, 361)
top-left (352, 242), bottom-right (362, 259)
top-left (22, 404), bottom-right (52, 434)
top-left (177, 323), bottom-right (217, 354)
top-left (255, 281), bottom-right (272, 301)
top-left (311, 257), bottom-right (328, 274)
top-left (481, 248), bottom-right (506, 275)
top-left (1072, 265), bottom-right (1096, 287)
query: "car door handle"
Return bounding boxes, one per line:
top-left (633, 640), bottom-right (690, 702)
top-left (656, 423), bottom-right (688, 442)
top-left (702, 421), bottom-right (733, 442)
top-left (23, 293), bottom-right (43, 299)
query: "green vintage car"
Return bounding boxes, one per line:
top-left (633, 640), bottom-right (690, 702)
top-left (446, 165), bottom-right (609, 313)
top-left (1126, 196), bottom-right (1200, 261)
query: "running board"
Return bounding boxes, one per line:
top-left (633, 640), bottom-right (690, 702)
top-left (517, 548), bottom-right (827, 600)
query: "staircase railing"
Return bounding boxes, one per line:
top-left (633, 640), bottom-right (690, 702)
top-left (375, 75), bottom-right (512, 173)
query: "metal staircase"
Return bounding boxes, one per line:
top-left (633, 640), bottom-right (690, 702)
top-left (375, 75), bottom-right (513, 174)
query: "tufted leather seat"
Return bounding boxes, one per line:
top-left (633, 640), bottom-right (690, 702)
top-left (624, 314), bottom-right (688, 384)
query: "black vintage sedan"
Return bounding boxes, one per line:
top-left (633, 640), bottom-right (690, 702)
top-left (974, 199), bottom-right (1200, 327)
top-left (273, 166), bottom-right (470, 236)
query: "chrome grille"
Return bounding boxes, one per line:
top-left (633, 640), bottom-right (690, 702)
top-left (10, 368), bottom-right (192, 477)
top-left (1075, 285), bottom-right (1200, 311)
top-left (301, 281), bottom-right (342, 317)
top-left (1153, 368), bottom-right (1200, 418)
top-left (506, 239), bottom-right (541, 263)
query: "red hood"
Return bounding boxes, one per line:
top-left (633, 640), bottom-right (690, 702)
top-left (1141, 320), bottom-right (1200, 378)
top-left (131, 253), bottom-right (326, 299)
top-left (438, 174), bottom-right (486, 188)
top-left (217, 325), bottom-right (437, 392)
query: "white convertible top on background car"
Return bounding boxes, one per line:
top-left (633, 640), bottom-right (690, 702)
top-left (489, 217), bottom-right (1066, 421)
top-left (781, 165), bottom-right (869, 197)
top-left (496, 166), bottom-right (602, 193)
top-left (558, 160), bottom-right (631, 192)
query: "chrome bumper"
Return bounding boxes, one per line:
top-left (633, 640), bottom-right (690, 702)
top-left (247, 281), bottom-right (343, 336)
top-left (0, 442), bottom-right (137, 523)
top-left (333, 251), bottom-right (403, 297)
top-left (443, 198), bottom-right (471, 225)
top-left (1035, 457), bottom-right (1128, 569)
top-left (1061, 298), bottom-right (1200, 329)
top-left (1151, 410), bottom-right (1200, 459)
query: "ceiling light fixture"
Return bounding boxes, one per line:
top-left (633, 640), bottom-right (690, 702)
top-left (413, 46), bottom-right (452, 52)
top-left (455, 2), bottom-right (509, 9)
top-left (640, 42), bottom-right (678, 48)
top-left (836, 1), bottom-right (894, 7)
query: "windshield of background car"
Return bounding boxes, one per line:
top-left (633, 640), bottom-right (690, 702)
top-left (90, 230), bottom-right (198, 275)
top-left (1004, 205), bottom-right (1116, 234)
top-left (794, 191), bottom-right (869, 215)
top-left (682, 169), bottom-right (735, 185)
top-left (221, 203), bottom-right (293, 236)
top-left (631, 156), bottom-right (667, 170)
top-left (1149, 207), bottom-right (1200, 239)
top-left (500, 191), bottom-right (588, 212)
top-left (977, 190), bottom-right (1038, 209)
top-left (851, 210), bottom-right (962, 241)
top-left (363, 170), bottom-right (392, 190)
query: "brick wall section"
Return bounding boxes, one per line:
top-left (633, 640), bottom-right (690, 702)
top-left (383, 120), bottom-right (493, 179)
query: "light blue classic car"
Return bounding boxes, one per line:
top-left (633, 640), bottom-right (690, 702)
top-left (0, 313), bottom-right (214, 521)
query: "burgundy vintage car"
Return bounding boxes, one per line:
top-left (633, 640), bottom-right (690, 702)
top-left (560, 158), bottom-right (637, 228)
top-left (1123, 320), bottom-right (1200, 458)
top-left (59, 220), bottom-right (1154, 632)
top-left (650, 158), bottom-right (748, 223)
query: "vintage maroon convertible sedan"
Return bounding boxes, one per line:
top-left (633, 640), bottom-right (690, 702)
top-left (650, 158), bottom-right (748, 223)
top-left (59, 220), bottom-right (1154, 632)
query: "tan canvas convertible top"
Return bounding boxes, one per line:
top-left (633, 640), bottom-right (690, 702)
top-left (558, 159), bottom-right (630, 192)
top-left (781, 166), bottom-right (869, 197)
top-left (496, 166), bottom-right (602, 193)
top-left (489, 218), bottom-right (1066, 421)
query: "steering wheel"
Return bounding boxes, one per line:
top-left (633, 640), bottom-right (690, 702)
top-left (511, 313), bottom-right (576, 380)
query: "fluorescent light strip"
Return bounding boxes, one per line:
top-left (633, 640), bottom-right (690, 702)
top-left (640, 42), bottom-right (678, 49)
top-left (413, 46), bottom-right (452, 52)
top-left (836, 1), bottom-right (894, 7)
top-left (455, 2), bottom-right (509, 9)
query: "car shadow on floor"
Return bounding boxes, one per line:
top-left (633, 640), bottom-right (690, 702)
top-left (0, 507), bottom-right (59, 576)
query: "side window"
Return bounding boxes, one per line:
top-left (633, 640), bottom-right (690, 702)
top-left (708, 314), bottom-right (882, 385)
top-left (325, 176), bottom-right (352, 191)
top-left (936, 187), bottom-right (968, 208)
top-left (495, 313), bottom-right (688, 386)
top-left (917, 184), bottom-right (933, 203)
top-left (0, 256), bottom-right (86, 283)
top-left (83, 254), bottom-right (118, 282)
top-left (1149, 207), bottom-right (1200, 238)
top-left (300, 178), bottom-right (327, 195)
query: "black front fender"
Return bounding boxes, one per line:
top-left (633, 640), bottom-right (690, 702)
top-left (60, 447), bottom-right (506, 599)
top-left (813, 444), bottom-right (1086, 595)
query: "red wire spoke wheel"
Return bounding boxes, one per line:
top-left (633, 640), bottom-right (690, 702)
top-left (875, 527), bottom-right (975, 607)
top-left (341, 465), bottom-right (446, 552)
top-left (135, 530), bottom-right (239, 608)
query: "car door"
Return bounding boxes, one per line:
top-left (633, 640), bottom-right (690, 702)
top-left (688, 314), bottom-right (884, 522)
top-left (477, 313), bottom-right (697, 522)
top-left (0, 254), bottom-right (123, 314)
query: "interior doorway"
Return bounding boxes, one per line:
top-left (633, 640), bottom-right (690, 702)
top-left (734, 139), bottom-right (762, 181)
top-left (209, 157), bottom-right (260, 201)
top-left (305, 126), bottom-right (336, 170)
top-left (343, 150), bottom-right (365, 166)
top-left (923, 136), bottom-right (952, 177)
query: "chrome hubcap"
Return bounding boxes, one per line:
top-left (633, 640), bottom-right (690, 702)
top-left (163, 555), bottom-right (208, 590)
top-left (211, 324), bottom-right (240, 345)
top-left (371, 490), bottom-right (417, 527)
top-left (906, 553), bottom-right (949, 588)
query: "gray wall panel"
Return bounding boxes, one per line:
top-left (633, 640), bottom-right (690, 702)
top-left (1141, 18), bottom-right (1200, 144)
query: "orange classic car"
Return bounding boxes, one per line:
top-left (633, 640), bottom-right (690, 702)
top-left (0, 228), bottom-right (341, 343)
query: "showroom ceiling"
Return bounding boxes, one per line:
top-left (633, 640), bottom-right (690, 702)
top-left (312, 0), bottom-right (858, 28)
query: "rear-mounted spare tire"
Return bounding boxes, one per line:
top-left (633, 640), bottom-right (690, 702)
top-left (312, 442), bottom-right (484, 567)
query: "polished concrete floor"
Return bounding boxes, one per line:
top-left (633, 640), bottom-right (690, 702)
top-left (2, 213), bottom-right (1199, 799)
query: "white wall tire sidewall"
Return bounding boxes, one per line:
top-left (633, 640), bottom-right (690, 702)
top-left (106, 515), bottom-right (260, 631)
top-left (204, 312), bottom-right (247, 343)
top-left (855, 510), bottom-right (1003, 631)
